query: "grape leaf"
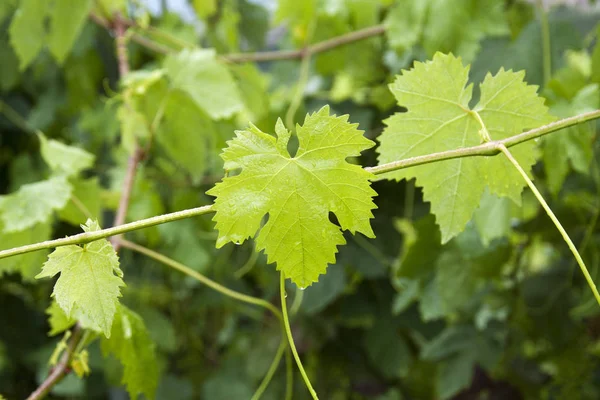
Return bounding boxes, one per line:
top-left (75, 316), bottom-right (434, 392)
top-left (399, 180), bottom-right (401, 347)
top-left (8, 0), bottom-right (48, 69)
top-left (377, 53), bottom-right (554, 242)
top-left (543, 84), bottom-right (598, 194)
top-left (0, 175), bottom-right (72, 233)
top-left (36, 220), bottom-right (125, 337)
top-left (164, 49), bottom-right (243, 119)
top-left (208, 106), bottom-right (377, 287)
top-left (101, 304), bottom-right (158, 400)
top-left (473, 190), bottom-right (513, 245)
top-left (38, 133), bottom-right (95, 176)
top-left (47, 0), bottom-right (93, 64)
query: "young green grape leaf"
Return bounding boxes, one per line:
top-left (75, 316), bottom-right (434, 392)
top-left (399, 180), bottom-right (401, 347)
top-left (164, 49), bottom-right (243, 119)
top-left (101, 304), bottom-right (158, 400)
top-left (38, 133), bottom-right (95, 176)
top-left (8, 0), bottom-right (48, 69)
top-left (0, 222), bottom-right (50, 280)
top-left (377, 53), bottom-right (554, 242)
top-left (208, 106), bottom-right (377, 287)
top-left (0, 175), bottom-right (72, 233)
top-left (36, 220), bottom-right (125, 337)
top-left (46, 300), bottom-right (76, 336)
top-left (47, 0), bottom-right (93, 64)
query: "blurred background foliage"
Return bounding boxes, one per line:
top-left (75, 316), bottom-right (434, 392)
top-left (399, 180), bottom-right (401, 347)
top-left (2, 0), bottom-right (600, 399)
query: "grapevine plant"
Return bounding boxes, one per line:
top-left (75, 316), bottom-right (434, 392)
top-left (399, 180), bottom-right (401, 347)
top-left (2, 1), bottom-right (600, 399)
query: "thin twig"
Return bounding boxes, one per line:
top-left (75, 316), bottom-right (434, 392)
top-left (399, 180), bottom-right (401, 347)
top-left (223, 25), bottom-right (385, 63)
top-left (26, 326), bottom-right (84, 400)
top-left (2, 111), bottom-right (600, 261)
top-left (89, 12), bottom-right (172, 55)
top-left (280, 274), bottom-right (318, 399)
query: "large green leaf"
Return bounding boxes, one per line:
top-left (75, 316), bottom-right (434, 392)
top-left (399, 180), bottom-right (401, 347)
top-left (164, 49), bottom-right (244, 119)
top-left (8, 0), bottom-right (48, 69)
top-left (377, 53), bottom-right (554, 242)
top-left (208, 106), bottom-right (376, 287)
top-left (47, 0), bottom-right (93, 64)
top-left (36, 220), bottom-right (125, 337)
top-left (0, 176), bottom-right (72, 232)
top-left (38, 133), bottom-right (95, 176)
top-left (101, 304), bottom-right (158, 400)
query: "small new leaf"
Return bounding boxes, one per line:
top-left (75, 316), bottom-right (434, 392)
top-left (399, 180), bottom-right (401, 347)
top-left (36, 220), bottom-right (125, 337)
top-left (208, 106), bottom-right (377, 287)
top-left (101, 304), bottom-right (158, 400)
top-left (377, 53), bottom-right (554, 242)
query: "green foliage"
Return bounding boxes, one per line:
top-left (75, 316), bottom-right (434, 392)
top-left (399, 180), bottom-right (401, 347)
top-left (8, 0), bottom-right (47, 69)
top-left (47, 0), bottom-right (93, 64)
top-left (385, 0), bottom-right (508, 61)
top-left (2, 1), bottom-right (600, 399)
top-left (0, 176), bottom-right (71, 232)
top-left (101, 304), bottom-right (159, 400)
top-left (164, 49), bottom-right (244, 119)
top-left (38, 133), bottom-right (95, 177)
top-left (46, 300), bottom-right (76, 336)
top-left (208, 106), bottom-right (376, 287)
top-left (36, 220), bottom-right (125, 337)
top-left (377, 52), bottom-right (554, 242)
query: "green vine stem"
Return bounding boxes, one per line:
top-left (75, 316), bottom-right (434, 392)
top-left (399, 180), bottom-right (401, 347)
top-left (280, 273), bottom-right (319, 399)
top-left (0, 205), bottom-right (213, 260)
top-left (498, 144), bottom-right (600, 306)
top-left (2, 110), bottom-right (600, 261)
top-left (118, 239), bottom-right (289, 398)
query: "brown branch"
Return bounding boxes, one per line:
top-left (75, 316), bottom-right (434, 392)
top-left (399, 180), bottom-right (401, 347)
top-left (223, 24), bottom-right (386, 63)
top-left (110, 13), bottom-right (144, 251)
top-left (90, 10), bottom-right (385, 62)
top-left (89, 12), bottom-right (172, 55)
top-left (26, 326), bottom-right (84, 400)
